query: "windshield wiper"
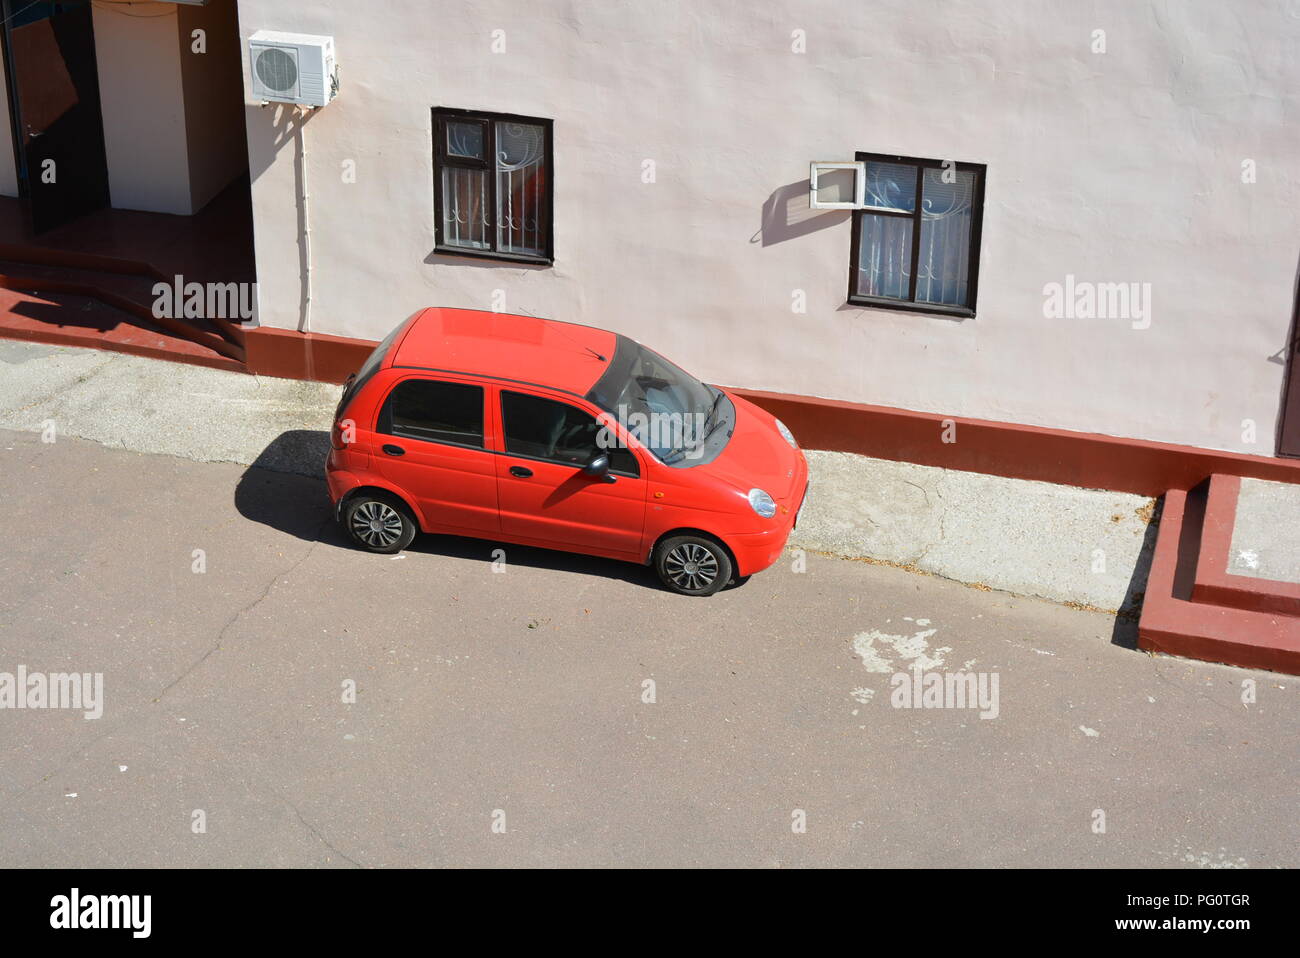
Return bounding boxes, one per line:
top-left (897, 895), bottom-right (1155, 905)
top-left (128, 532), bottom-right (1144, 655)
top-left (699, 389), bottom-right (727, 443)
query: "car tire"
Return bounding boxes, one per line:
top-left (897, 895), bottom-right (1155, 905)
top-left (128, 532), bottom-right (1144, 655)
top-left (343, 491), bottom-right (417, 554)
top-left (654, 535), bottom-right (733, 596)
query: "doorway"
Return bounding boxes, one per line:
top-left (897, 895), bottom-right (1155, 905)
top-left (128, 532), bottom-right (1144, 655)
top-left (1, 0), bottom-right (110, 234)
top-left (1278, 278), bottom-right (1300, 459)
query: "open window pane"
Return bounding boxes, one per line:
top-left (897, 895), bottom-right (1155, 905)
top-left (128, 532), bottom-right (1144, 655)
top-left (495, 122), bottom-right (547, 256)
top-left (916, 168), bottom-right (975, 306)
top-left (864, 161), bottom-right (917, 212)
top-left (815, 167), bottom-right (857, 205)
top-left (854, 213), bottom-right (913, 300)
top-left (440, 166), bottom-right (490, 250)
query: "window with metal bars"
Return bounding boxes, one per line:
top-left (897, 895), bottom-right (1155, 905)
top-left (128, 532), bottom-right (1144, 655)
top-left (432, 108), bottom-right (553, 264)
top-left (847, 153), bottom-right (986, 317)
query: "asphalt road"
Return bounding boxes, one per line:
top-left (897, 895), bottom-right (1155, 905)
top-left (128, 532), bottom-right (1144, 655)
top-left (0, 428), bottom-right (1294, 867)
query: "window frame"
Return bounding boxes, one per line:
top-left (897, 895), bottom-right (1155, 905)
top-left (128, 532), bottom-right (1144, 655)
top-left (499, 389), bottom-right (641, 478)
top-left (377, 376), bottom-right (488, 451)
top-left (846, 151), bottom-right (986, 319)
top-left (432, 107), bottom-right (555, 266)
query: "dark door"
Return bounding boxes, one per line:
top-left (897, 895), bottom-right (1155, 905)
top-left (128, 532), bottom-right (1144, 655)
top-left (2, 0), bottom-right (110, 233)
top-left (1279, 291), bottom-right (1300, 458)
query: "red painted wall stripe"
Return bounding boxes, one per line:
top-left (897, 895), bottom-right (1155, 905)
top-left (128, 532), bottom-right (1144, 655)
top-left (239, 329), bottom-right (1300, 497)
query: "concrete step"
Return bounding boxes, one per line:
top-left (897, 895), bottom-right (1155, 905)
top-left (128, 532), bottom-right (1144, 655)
top-left (1191, 474), bottom-right (1300, 615)
top-left (0, 246), bottom-right (246, 360)
top-left (0, 285), bottom-right (246, 374)
top-left (1137, 484), bottom-right (1300, 674)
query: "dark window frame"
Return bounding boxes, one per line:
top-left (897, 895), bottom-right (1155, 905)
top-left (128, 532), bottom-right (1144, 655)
top-left (847, 152), bottom-right (986, 318)
top-left (432, 106), bottom-right (554, 266)
top-left (500, 389), bottom-right (641, 478)
top-left (377, 377), bottom-right (487, 451)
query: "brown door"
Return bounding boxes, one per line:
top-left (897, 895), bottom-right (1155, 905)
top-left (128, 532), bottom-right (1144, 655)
top-left (2, 0), bottom-right (110, 233)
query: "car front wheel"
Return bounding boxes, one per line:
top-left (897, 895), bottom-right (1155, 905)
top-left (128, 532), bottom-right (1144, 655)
top-left (343, 492), bottom-right (417, 554)
top-left (654, 535), bottom-right (733, 596)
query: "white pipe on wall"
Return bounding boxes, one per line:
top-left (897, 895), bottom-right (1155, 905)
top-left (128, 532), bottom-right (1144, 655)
top-left (296, 108), bottom-right (312, 333)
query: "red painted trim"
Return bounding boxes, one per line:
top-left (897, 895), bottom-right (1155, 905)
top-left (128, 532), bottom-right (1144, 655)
top-left (12, 310), bottom-right (1300, 500)
top-left (1138, 488), bottom-right (1300, 674)
top-left (1192, 474), bottom-right (1300, 615)
top-left (243, 326), bottom-right (375, 384)
top-left (728, 388), bottom-right (1300, 497)
top-left (239, 329), bottom-right (1300, 494)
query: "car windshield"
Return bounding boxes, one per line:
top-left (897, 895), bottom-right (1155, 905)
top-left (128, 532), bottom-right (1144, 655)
top-left (584, 336), bottom-right (733, 467)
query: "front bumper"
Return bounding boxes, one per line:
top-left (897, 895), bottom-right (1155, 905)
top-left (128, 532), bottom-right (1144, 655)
top-left (730, 473), bottom-right (808, 576)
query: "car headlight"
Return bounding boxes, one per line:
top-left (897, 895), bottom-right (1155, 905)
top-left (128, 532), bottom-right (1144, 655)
top-left (775, 418), bottom-right (797, 449)
top-left (748, 488), bottom-right (777, 518)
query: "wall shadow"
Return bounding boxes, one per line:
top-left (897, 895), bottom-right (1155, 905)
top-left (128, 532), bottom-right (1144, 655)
top-left (751, 179), bottom-right (849, 247)
top-left (1110, 495), bottom-right (1163, 650)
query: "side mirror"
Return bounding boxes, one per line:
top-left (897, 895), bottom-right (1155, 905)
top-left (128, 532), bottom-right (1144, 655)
top-left (582, 454), bottom-right (614, 481)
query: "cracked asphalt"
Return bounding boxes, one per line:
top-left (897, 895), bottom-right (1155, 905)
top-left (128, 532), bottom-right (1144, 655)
top-left (0, 427), bottom-right (1295, 867)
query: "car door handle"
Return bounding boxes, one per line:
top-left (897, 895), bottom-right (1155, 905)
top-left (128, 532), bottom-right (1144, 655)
top-left (509, 465), bottom-right (533, 478)
top-left (382, 444), bottom-right (405, 456)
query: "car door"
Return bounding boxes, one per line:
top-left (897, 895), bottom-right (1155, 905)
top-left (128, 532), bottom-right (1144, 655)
top-left (372, 375), bottom-right (500, 535)
top-left (495, 389), bottom-right (647, 557)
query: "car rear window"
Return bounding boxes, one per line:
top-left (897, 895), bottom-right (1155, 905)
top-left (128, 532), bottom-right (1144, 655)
top-left (336, 323), bottom-right (404, 419)
top-left (380, 379), bottom-right (485, 448)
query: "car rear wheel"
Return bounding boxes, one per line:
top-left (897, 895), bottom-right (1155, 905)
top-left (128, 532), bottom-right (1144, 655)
top-left (654, 535), bottom-right (733, 596)
top-left (343, 492), bottom-right (416, 554)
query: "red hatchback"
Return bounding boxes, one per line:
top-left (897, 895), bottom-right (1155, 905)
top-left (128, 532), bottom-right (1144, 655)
top-left (325, 308), bottom-right (809, 595)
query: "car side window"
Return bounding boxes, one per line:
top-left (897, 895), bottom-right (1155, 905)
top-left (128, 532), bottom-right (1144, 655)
top-left (501, 391), bottom-right (639, 476)
top-left (380, 379), bottom-right (484, 448)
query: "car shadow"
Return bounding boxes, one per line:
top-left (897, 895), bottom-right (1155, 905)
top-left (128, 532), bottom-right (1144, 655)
top-left (233, 430), bottom-right (669, 590)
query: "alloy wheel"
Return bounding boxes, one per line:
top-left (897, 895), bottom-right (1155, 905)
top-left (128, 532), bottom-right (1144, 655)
top-left (350, 500), bottom-right (404, 549)
top-left (663, 542), bottom-right (719, 592)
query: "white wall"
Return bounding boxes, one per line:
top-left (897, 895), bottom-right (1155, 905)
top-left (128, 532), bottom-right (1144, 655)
top-left (179, 0), bottom-right (247, 211)
top-left (236, 0), bottom-right (1300, 454)
top-left (92, 1), bottom-right (192, 214)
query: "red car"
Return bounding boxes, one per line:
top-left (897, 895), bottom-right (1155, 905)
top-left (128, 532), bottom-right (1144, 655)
top-left (325, 308), bottom-right (809, 595)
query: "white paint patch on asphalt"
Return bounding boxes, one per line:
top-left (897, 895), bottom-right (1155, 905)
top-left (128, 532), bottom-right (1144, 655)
top-left (851, 625), bottom-right (952, 674)
top-left (1177, 844), bottom-right (1248, 869)
top-left (1078, 725), bottom-right (1100, 737)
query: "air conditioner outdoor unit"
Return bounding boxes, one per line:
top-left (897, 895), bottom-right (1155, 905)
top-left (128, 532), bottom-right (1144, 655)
top-left (249, 30), bottom-right (337, 107)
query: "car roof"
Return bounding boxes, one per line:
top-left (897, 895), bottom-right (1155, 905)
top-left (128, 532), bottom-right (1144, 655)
top-left (390, 307), bottom-right (617, 397)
